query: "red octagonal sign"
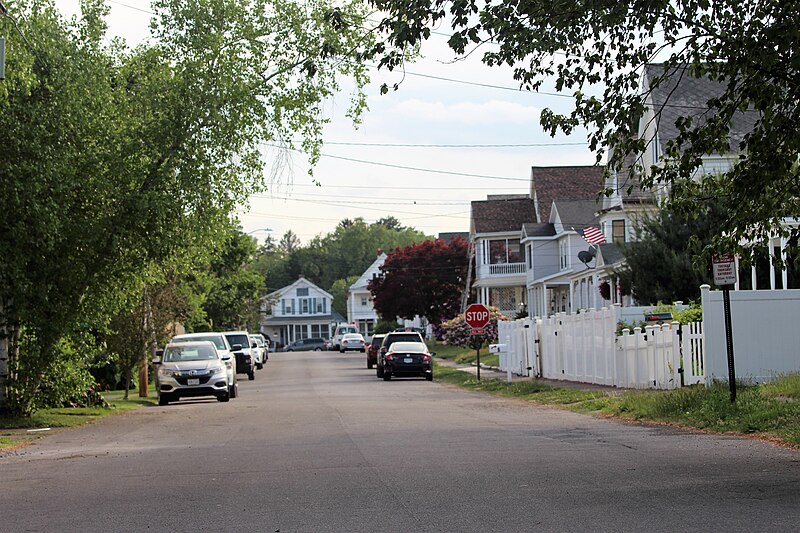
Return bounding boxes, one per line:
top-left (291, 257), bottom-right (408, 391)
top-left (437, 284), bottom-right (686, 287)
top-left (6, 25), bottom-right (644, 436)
top-left (464, 303), bottom-right (490, 329)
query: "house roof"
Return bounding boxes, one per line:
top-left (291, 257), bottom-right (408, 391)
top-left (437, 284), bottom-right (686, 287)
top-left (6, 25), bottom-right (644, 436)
top-left (644, 63), bottom-right (758, 154)
top-left (521, 223), bottom-right (556, 238)
top-left (550, 199), bottom-right (602, 230)
top-left (470, 197), bottom-right (536, 234)
top-left (530, 166), bottom-right (605, 223)
top-left (266, 277), bottom-right (333, 300)
top-left (437, 232), bottom-right (469, 244)
top-left (349, 253), bottom-right (386, 291)
top-left (602, 150), bottom-right (657, 211)
top-left (597, 243), bottom-right (624, 266)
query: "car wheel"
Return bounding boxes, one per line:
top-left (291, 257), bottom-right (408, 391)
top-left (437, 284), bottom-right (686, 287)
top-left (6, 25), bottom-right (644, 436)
top-left (256, 362), bottom-right (263, 370)
top-left (367, 360), bottom-right (373, 369)
top-left (314, 347), bottom-right (322, 351)
top-left (383, 372), bottom-right (392, 381)
top-left (217, 392), bottom-right (230, 402)
top-left (339, 349), bottom-right (344, 353)
top-left (158, 394), bottom-right (171, 406)
top-left (248, 370), bottom-right (255, 381)
top-left (376, 363), bottom-right (384, 378)
top-left (230, 378), bottom-right (238, 399)
top-left (426, 372), bottom-right (433, 382)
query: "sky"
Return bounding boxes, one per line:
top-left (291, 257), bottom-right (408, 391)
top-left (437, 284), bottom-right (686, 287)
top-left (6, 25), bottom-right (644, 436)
top-left (53, 0), bottom-right (599, 244)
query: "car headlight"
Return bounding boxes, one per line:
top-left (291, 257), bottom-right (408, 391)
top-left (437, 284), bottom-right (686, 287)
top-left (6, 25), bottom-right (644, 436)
top-left (209, 365), bottom-right (226, 376)
top-left (158, 367), bottom-right (176, 378)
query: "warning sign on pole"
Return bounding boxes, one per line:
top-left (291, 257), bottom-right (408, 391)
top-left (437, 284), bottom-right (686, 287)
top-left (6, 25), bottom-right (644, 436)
top-left (712, 254), bottom-right (737, 287)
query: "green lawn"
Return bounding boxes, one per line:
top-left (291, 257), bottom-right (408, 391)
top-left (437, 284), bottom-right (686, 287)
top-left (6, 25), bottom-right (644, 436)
top-left (430, 340), bottom-right (499, 367)
top-left (0, 391), bottom-right (157, 451)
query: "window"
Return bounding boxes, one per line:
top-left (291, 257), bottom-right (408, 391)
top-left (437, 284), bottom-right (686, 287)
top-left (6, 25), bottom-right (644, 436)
top-left (612, 220), bottom-right (626, 244)
top-left (316, 299), bottom-right (323, 313)
top-left (311, 324), bottom-right (322, 337)
top-left (297, 288), bottom-right (309, 296)
top-left (559, 240), bottom-right (568, 270)
top-left (285, 299), bottom-right (294, 314)
top-left (526, 244), bottom-right (533, 269)
top-left (294, 325), bottom-right (308, 339)
top-left (488, 238), bottom-right (522, 264)
top-left (361, 296), bottom-right (368, 306)
top-left (301, 299), bottom-right (309, 314)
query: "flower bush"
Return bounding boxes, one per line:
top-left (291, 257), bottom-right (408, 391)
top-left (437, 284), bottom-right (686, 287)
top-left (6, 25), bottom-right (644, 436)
top-left (438, 306), bottom-right (510, 348)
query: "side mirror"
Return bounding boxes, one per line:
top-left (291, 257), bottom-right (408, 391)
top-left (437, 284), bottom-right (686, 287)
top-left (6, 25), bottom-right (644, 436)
top-left (152, 356), bottom-right (162, 365)
top-left (155, 349), bottom-right (164, 358)
top-left (251, 342), bottom-right (258, 348)
top-left (429, 352), bottom-right (436, 356)
top-left (221, 355), bottom-right (231, 361)
top-left (232, 344), bottom-right (243, 351)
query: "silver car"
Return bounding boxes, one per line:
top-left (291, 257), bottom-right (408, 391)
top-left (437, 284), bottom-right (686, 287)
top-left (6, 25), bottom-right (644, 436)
top-left (170, 332), bottom-right (238, 398)
top-left (155, 341), bottom-right (231, 405)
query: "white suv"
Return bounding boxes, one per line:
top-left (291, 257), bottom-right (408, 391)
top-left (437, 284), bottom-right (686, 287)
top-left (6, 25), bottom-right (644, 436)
top-left (169, 332), bottom-right (238, 398)
top-left (223, 331), bottom-right (256, 380)
top-left (155, 341), bottom-right (231, 405)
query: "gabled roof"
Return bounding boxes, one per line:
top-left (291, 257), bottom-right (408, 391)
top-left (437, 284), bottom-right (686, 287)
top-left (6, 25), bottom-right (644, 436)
top-left (602, 150), bottom-right (657, 211)
top-left (521, 223), bottom-right (556, 238)
top-left (597, 243), bottom-right (624, 267)
top-left (470, 196), bottom-right (536, 234)
top-left (530, 166), bottom-right (605, 223)
top-left (438, 232), bottom-right (469, 244)
top-left (350, 253), bottom-right (386, 291)
top-left (644, 63), bottom-right (758, 154)
top-left (550, 199), bottom-right (601, 231)
top-left (267, 277), bottom-right (333, 300)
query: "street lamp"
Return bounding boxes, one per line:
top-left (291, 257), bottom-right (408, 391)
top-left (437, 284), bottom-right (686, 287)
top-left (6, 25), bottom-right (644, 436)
top-left (247, 228), bottom-right (273, 235)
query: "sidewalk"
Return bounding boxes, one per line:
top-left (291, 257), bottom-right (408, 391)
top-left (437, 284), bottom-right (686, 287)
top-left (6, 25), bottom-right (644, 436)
top-left (435, 357), bottom-right (620, 393)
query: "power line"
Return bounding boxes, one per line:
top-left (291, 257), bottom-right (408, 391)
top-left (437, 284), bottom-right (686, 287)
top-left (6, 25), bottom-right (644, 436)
top-left (310, 141), bottom-right (587, 148)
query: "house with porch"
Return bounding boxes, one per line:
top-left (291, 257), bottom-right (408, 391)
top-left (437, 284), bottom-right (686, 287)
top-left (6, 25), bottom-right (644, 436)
top-left (347, 253), bottom-right (385, 339)
top-left (260, 277), bottom-right (343, 348)
top-left (469, 195), bottom-right (535, 316)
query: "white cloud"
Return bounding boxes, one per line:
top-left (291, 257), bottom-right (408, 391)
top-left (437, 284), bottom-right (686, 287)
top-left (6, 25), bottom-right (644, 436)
top-left (393, 99), bottom-right (542, 125)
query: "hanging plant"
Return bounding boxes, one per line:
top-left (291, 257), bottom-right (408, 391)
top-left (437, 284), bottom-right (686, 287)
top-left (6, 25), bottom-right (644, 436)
top-left (598, 280), bottom-right (611, 300)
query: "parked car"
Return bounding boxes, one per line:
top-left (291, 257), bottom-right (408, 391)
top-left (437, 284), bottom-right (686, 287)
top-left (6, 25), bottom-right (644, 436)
top-left (339, 333), bottom-right (366, 353)
top-left (154, 341), bottom-right (232, 405)
top-left (223, 331), bottom-right (257, 380)
top-left (331, 323), bottom-right (357, 351)
top-left (249, 334), bottom-right (268, 367)
top-left (169, 332), bottom-right (238, 398)
top-left (376, 331), bottom-right (425, 379)
top-left (379, 341), bottom-right (434, 381)
top-left (366, 334), bottom-right (385, 369)
top-left (283, 337), bottom-right (327, 352)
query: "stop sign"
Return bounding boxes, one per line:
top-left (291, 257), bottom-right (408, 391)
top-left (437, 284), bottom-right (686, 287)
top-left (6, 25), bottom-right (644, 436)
top-left (464, 303), bottom-right (490, 329)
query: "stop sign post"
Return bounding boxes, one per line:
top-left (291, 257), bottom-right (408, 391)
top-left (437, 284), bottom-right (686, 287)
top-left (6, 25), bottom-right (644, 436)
top-left (464, 303), bottom-right (490, 380)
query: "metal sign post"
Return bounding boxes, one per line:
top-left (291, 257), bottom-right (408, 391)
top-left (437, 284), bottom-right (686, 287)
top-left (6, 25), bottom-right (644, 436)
top-left (713, 254), bottom-right (738, 402)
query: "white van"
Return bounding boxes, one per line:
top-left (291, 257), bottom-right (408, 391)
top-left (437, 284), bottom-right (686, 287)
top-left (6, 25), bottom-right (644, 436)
top-left (332, 323), bottom-right (357, 351)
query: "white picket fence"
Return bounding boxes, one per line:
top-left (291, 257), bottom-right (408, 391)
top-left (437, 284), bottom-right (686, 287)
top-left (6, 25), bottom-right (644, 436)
top-left (497, 306), bottom-right (706, 390)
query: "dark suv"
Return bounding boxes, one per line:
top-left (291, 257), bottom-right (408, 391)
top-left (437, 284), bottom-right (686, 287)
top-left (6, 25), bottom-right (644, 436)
top-left (376, 331), bottom-right (425, 378)
top-left (366, 334), bottom-right (385, 369)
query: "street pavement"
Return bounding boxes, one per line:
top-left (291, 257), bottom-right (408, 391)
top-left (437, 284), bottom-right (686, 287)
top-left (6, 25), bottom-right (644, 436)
top-left (1, 350), bottom-right (799, 532)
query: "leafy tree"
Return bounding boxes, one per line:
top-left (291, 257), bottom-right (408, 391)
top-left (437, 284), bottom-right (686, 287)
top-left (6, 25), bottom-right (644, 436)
top-left (376, 216), bottom-right (406, 231)
top-left (0, 0), bottom-right (373, 415)
top-left (279, 230), bottom-right (302, 254)
top-left (202, 229), bottom-right (265, 330)
top-left (615, 203), bottom-right (723, 305)
top-left (369, 238), bottom-right (469, 325)
top-left (329, 276), bottom-right (360, 318)
top-left (364, 0), bottom-right (800, 256)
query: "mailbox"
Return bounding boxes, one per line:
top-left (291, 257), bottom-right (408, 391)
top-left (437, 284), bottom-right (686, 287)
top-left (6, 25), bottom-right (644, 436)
top-left (489, 343), bottom-right (508, 354)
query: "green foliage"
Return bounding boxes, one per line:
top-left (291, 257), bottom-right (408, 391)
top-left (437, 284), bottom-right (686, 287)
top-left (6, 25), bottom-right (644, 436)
top-left (436, 306), bottom-right (509, 347)
top-left (328, 276), bottom-right (360, 318)
top-left (673, 302), bottom-right (703, 324)
top-left (373, 319), bottom-right (398, 335)
top-left (616, 203), bottom-right (721, 305)
top-left (365, 0), bottom-right (800, 257)
top-left (0, 0), bottom-right (374, 415)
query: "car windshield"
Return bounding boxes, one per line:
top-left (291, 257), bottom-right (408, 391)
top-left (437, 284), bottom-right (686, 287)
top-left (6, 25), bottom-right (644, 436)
top-left (172, 335), bottom-right (226, 350)
top-left (388, 342), bottom-right (427, 353)
top-left (163, 345), bottom-right (217, 362)
top-left (225, 334), bottom-right (249, 349)
top-left (250, 336), bottom-right (263, 347)
top-left (385, 333), bottom-right (421, 344)
top-left (371, 336), bottom-right (384, 346)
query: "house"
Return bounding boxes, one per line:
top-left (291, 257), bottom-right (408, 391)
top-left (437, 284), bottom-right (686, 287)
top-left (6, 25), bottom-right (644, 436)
top-left (599, 63), bottom-right (799, 291)
top-left (469, 195), bottom-right (536, 316)
top-left (259, 277), bottom-right (344, 348)
top-left (347, 253), bottom-right (386, 339)
top-left (347, 252), bottom-right (431, 338)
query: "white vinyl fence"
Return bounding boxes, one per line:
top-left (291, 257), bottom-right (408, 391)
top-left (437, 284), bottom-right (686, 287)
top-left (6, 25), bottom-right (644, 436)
top-left (497, 305), bottom-right (705, 390)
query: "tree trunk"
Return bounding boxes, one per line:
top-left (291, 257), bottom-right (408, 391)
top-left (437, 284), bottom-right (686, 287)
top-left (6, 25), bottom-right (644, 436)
top-left (0, 297), bottom-right (10, 413)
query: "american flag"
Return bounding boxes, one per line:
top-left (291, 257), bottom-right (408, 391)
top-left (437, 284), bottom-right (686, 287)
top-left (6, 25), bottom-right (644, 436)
top-left (580, 226), bottom-right (606, 245)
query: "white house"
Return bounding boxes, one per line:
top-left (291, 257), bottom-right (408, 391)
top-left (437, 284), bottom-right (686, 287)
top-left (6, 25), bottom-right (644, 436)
top-left (259, 277), bottom-right (343, 347)
top-left (347, 253), bottom-right (386, 339)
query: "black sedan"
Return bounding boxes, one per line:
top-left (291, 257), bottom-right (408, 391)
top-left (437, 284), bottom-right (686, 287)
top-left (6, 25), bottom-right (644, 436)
top-left (379, 341), bottom-right (433, 381)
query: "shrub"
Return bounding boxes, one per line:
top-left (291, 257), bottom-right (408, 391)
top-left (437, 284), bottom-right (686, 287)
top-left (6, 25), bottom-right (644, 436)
top-left (438, 306), bottom-right (510, 348)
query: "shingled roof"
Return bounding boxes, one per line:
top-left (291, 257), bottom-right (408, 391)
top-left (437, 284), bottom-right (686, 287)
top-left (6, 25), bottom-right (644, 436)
top-left (471, 197), bottom-right (537, 234)
top-left (644, 63), bottom-right (758, 154)
top-left (530, 166), bottom-right (605, 223)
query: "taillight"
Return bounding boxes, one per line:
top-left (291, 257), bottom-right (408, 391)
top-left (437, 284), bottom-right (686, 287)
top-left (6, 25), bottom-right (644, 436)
top-left (423, 354), bottom-right (432, 362)
top-left (385, 352), bottom-right (394, 361)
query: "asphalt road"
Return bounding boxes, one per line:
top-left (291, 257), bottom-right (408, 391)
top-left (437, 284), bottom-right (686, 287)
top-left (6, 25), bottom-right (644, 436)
top-left (2, 351), bottom-right (799, 532)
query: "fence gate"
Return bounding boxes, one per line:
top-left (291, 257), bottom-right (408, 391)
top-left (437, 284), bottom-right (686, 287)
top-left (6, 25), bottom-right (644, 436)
top-left (497, 318), bottom-right (538, 377)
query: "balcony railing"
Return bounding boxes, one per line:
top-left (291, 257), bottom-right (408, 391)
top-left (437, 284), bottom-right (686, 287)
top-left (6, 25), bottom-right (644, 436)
top-left (486, 262), bottom-right (526, 276)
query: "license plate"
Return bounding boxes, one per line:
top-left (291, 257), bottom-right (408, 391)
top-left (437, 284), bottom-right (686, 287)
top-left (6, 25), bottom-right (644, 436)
top-left (188, 378), bottom-right (200, 386)
top-left (404, 358), bottom-right (413, 363)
